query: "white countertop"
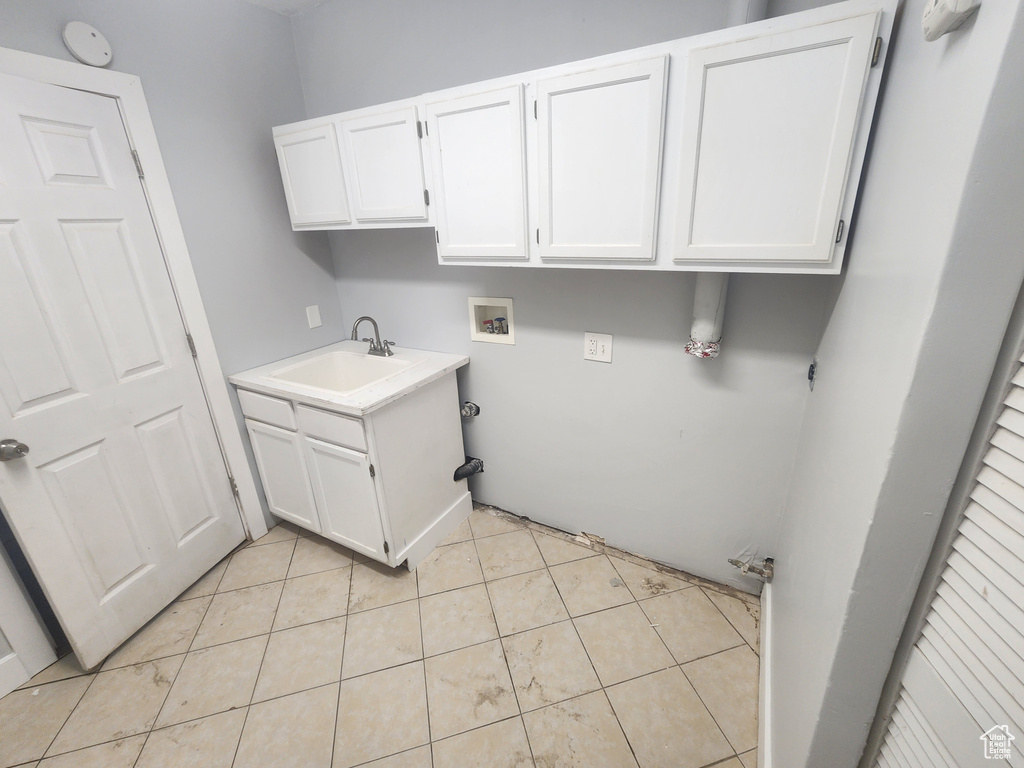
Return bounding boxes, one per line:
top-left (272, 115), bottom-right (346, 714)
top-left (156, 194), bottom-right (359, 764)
top-left (228, 340), bottom-right (469, 417)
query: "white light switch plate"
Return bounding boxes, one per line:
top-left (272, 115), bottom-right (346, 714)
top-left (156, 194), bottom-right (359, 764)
top-left (584, 332), bottom-right (613, 363)
top-left (306, 305), bottom-right (322, 328)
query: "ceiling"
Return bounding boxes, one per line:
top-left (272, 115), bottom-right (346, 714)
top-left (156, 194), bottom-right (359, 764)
top-left (238, 0), bottom-right (326, 16)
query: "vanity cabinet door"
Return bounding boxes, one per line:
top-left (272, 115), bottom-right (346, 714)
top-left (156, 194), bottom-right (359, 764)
top-left (245, 419), bottom-right (321, 532)
top-left (425, 85), bottom-right (528, 262)
top-left (303, 436), bottom-right (389, 563)
top-left (536, 56), bottom-right (668, 262)
top-left (338, 105), bottom-right (429, 222)
top-left (273, 121), bottom-right (352, 228)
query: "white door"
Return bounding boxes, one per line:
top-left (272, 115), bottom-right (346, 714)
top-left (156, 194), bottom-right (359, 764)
top-left (673, 12), bottom-right (880, 267)
top-left (536, 56), bottom-right (668, 262)
top-left (872, 350), bottom-right (1024, 768)
top-left (425, 85), bottom-right (528, 262)
top-left (338, 105), bottom-right (429, 222)
top-left (273, 120), bottom-right (352, 228)
top-left (0, 545), bottom-right (56, 698)
top-left (0, 73), bottom-right (245, 670)
top-left (303, 437), bottom-right (387, 563)
top-left (245, 419), bottom-right (321, 532)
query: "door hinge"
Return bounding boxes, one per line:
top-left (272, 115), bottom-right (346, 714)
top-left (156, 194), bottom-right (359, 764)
top-left (835, 219), bottom-right (845, 244)
top-left (435, 231), bottom-right (440, 244)
top-left (131, 149), bottom-right (144, 179)
top-left (186, 332), bottom-right (198, 358)
top-left (536, 228), bottom-right (540, 244)
top-left (416, 120), bottom-right (423, 139)
top-left (871, 37), bottom-right (883, 67)
top-left (423, 189), bottom-right (430, 206)
top-left (383, 540), bottom-right (390, 554)
top-left (228, 476), bottom-right (239, 498)
top-left (369, 464), bottom-right (375, 478)
top-left (534, 100), bottom-right (537, 119)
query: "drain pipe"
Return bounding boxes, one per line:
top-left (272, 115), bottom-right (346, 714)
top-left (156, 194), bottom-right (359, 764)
top-left (685, 0), bottom-right (767, 360)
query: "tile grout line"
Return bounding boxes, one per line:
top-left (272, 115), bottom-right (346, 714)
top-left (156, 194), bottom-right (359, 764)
top-left (701, 584), bottom-right (762, 657)
top-left (226, 535), bottom-right (299, 768)
top-left (123, 550), bottom-right (233, 768)
top-left (413, 562), bottom-right (435, 767)
top-left (329, 547), bottom-right (356, 768)
top-left (604, 555), bottom-right (681, 671)
top-left (468, 515), bottom-right (536, 767)
top-left (679, 659), bottom-right (742, 761)
top-left (32, 670), bottom-right (99, 764)
top-left (540, 534), bottom-right (642, 768)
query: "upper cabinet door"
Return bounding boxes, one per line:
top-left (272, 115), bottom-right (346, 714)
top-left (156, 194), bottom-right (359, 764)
top-left (274, 121), bottom-right (352, 228)
top-left (338, 105), bottom-right (428, 222)
top-left (537, 56), bottom-right (668, 262)
top-left (673, 12), bottom-right (880, 267)
top-left (426, 85), bottom-right (528, 261)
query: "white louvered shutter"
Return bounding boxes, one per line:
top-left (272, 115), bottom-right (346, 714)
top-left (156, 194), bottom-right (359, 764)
top-left (875, 355), bottom-right (1024, 768)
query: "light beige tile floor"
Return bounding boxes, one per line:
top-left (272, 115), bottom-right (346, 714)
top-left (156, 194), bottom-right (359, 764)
top-left (0, 507), bottom-right (760, 768)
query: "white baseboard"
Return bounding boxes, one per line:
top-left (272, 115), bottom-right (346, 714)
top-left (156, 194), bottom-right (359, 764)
top-left (758, 581), bottom-right (772, 768)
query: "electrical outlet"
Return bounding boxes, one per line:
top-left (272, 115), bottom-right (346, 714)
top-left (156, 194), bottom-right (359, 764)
top-left (306, 305), bottom-right (322, 329)
top-left (583, 332), bottom-right (613, 363)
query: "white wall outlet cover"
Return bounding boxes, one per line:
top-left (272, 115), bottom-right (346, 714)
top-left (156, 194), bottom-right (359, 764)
top-left (305, 304), bottom-right (322, 328)
top-left (922, 0), bottom-right (980, 41)
top-left (62, 22), bottom-right (113, 67)
top-left (584, 332), bottom-right (613, 363)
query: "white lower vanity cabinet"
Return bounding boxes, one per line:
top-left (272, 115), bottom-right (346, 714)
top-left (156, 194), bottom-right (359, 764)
top-left (236, 368), bottom-right (471, 570)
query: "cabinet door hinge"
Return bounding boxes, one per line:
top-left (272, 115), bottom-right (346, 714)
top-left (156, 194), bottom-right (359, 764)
top-left (835, 219), bottom-right (845, 244)
top-left (871, 37), bottom-right (883, 67)
top-left (131, 149), bottom-right (144, 179)
top-left (369, 464), bottom-right (375, 478)
top-left (534, 99), bottom-right (537, 119)
top-left (435, 231), bottom-right (440, 244)
top-left (228, 476), bottom-right (239, 498)
top-left (536, 228), bottom-right (540, 244)
top-left (423, 189), bottom-right (430, 206)
top-left (383, 540), bottom-right (390, 554)
top-left (186, 332), bottom-right (198, 358)
top-left (416, 120), bottom-right (423, 139)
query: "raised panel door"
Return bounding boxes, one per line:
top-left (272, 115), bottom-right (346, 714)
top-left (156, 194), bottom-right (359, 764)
top-left (0, 73), bottom-right (244, 669)
top-left (246, 420), bottom-right (320, 532)
top-left (536, 57), bottom-right (668, 262)
top-left (303, 437), bottom-right (387, 563)
top-left (274, 121), bottom-right (351, 227)
top-left (426, 85), bottom-right (528, 261)
top-left (338, 105), bottom-right (428, 222)
top-left (673, 12), bottom-right (880, 268)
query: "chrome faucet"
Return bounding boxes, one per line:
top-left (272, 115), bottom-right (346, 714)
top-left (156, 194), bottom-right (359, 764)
top-left (350, 316), bottom-right (395, 357)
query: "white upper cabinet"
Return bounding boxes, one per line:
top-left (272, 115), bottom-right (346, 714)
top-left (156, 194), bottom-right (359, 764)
top-left (672, 12), bottom-right (881, 269)
top-left (273, 121), bottom-right (352, 227)
top-left (338, 105), bottom-right (429, 222)
top-left (271, 0), bottom-right (893, 270)
top-left (536, 57), bottom-right (668, 262)
top-left (425, 85), bottom-right (528, 261)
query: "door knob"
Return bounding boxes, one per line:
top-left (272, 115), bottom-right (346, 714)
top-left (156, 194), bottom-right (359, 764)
top-left (0, 439), bottom-right (29, 462)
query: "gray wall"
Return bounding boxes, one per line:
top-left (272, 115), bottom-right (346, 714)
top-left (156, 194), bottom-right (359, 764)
top-left (0, 0), bottom-right (344, 375)
top-left (292, 0), bottom-right (835, 590)
top-left (768, 0), bottom-right (1024, 766)
top-left (292, 0), bottom-right (735, 115)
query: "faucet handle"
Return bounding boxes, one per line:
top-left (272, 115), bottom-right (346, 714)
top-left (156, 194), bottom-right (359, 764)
top-left (380, 340), bottom-right (396, 357)
top-left (361, 337), bottom-right (379, 352)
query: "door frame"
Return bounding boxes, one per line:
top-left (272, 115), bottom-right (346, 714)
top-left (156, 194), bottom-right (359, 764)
top-left (0, 46), bottom-right (267, 543)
